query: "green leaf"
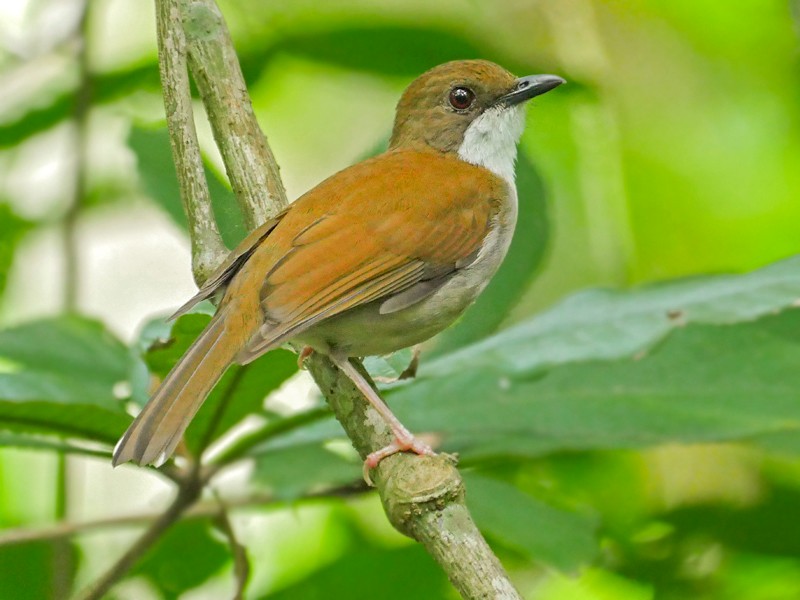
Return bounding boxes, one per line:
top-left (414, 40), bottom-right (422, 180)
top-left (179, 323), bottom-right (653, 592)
top-left (251, 442), bottom-right (361, 499)
top-left (0, 539), bottom-right (78, 600)
top-left (386, 309), bottom-right (800, 460)
top-left (129, 126), bottom-right (247, 247)
top-left (257, 260), bottom-right (800, 466)
top-left (423, 255), bottom-right (800, 378)
top-left (431, 149), bottom-right (550, 354)
top-left (0, 317), bottom-right (132, 443)
top-left (363, 348), bottom-right (415, 381)
top-left (137, 311), bottom-right (299, 455)
top-left (275, 26), bottom-right (494, 76)
top-left (265, 542), bottom-right (453, 600)
top-left (464, 472), bottom-right (598, 571)
top-left (0, 64), bottom-right (161, 150)
top-left (0, 203), bottom-right (33, 299)
top-left (130, 520), bottom-right (229, 596)
top-left (0, 316), bottom-right (129, 387)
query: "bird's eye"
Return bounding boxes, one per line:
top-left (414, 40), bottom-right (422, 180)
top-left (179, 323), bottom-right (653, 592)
top-left (448, 86), bottom-right (475, 110)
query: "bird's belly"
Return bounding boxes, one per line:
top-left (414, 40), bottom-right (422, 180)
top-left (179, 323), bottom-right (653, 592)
top-left (299, 193), bottom-right (517, 357)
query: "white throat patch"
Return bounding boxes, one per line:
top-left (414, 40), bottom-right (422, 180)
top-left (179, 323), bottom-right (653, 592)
top-left (457, 104), bottom-right (526, 188)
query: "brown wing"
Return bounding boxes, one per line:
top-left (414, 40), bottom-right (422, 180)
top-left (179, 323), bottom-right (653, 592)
top-left (231, 149), bottom-right (506, 361)
top-left (169, 210), bottom-right (287, 320)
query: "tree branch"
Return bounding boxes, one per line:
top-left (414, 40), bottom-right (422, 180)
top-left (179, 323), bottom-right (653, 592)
top-left (181, 0), bottom-right (287, 228)
top-left (0, 485), bottom-right (366, 548)
top-left (305, 355), bottom-right (523, 599)
top-left (75, 472), bottom-right (203, 600)
top-left (156, 0), bottom-right (226, 284)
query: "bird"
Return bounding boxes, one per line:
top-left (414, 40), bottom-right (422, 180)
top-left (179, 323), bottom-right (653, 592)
top-left (112, 59), bottom-right (564, 474)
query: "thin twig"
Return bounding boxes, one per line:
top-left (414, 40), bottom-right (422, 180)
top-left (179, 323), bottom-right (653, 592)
top-left (75, 473), bottom-right (203, 600)
top-left (1, 485), bottom-right (367, 547)
top-left (212, 494), bottom-right (250, 600)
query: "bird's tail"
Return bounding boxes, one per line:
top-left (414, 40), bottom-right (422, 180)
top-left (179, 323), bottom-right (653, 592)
top-left (112, 311), bottom-right (240, 467)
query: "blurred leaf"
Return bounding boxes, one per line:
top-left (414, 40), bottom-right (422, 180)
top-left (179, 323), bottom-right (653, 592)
top-left (387, 309), bottom-right (800, 460)
top-left (274, 26), bottom-right (516, 77)
top-left (130, 520), bottom-right (229, 596)
top-left (0, 539), bottom-right (78, 600)
top-left (464, 472), bottom-right (598, 571)
top-left (0, 317), bottom-right (131, 443)
top-left (260, 262), bottom-right (800, 463)
top-left (363, 347), bottom-right (415, 381)
top-left (0, 64), bottom-right (160, 150)
top-left (265, 542), bottom-right (454, 600)
top-left (666, 485), bottom-right (800, 557)
top-left (423, 255), bottom-right (800, 378)
top-left (0, 316), bottom-right (129, 388)
top-left (0, 203), bottom-right (33, 299)
top-left (137, 311), bottom-right (299, 455)
top-left (431, 149), bottom-right (549, 354)
top-left (251, 442), bottom-right (361, 500)
top-left (129, 127), bottom-right (247, 247)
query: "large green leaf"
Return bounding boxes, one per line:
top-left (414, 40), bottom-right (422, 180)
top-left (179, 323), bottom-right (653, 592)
top-left (129, 520), bottom-right (229, 596)
top-left (423, 255), bottom-right (800, 378)
top-left (386, 310), bottom-right (800, 460)
top-left (465, 473), bottom-right (598, 571)
top-left (0, 317), bottom-right (132, 443)
top-left (249, 258), bottom-right (800, 463)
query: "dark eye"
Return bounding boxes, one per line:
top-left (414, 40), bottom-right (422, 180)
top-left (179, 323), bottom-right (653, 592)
top-left (448, 86), bottom-right (475, 110)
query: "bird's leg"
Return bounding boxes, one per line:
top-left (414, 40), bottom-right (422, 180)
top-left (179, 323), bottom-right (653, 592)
top-left (330, 354), bottom-right (435, 482)
top-left (297, 345), bottom-right (314, 369)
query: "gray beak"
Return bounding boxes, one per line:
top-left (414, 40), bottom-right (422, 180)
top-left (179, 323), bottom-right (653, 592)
top-left (495, 74), bottom-right (566, 107)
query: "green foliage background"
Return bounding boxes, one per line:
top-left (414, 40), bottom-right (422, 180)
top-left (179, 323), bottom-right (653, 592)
top-left (1, 0), bottom-right (800, 598)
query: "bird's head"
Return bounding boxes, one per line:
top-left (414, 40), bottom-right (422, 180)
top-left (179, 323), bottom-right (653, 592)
top-left (389, 60), bottom-right (564, 183)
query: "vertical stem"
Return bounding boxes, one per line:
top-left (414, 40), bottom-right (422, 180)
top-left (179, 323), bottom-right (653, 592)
top-left (180, 0), bottom-right (288, 225)
top-left (56, 4), bottom-right (92, 597)
top-left (62, 2), bottom-right (92, 312)
top-left (156, 0), bottom-right (227, 284)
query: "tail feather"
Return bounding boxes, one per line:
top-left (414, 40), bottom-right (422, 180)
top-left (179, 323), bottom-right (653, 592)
top-left (113, 311), bottom-right (240, 467)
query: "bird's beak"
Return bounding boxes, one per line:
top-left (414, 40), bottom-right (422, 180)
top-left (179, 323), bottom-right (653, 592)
top-left (495, 74), bottom-right (566, 107)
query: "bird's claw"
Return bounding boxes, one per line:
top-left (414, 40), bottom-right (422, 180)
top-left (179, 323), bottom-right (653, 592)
top-left (362, 434), bottom-right (436, 486)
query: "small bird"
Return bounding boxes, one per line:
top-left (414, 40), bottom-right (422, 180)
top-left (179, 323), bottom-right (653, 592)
top-left (113, 60), bottom-right (564, 472)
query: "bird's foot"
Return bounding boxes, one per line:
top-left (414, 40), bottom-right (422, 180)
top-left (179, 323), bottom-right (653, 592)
top-left (297, 346), bottom-right (314, 369)
top-left (362, 430), bottom-right (436, 486)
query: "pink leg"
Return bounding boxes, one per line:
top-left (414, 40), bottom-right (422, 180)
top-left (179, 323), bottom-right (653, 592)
top-left (297, 346), bottom-right (314, 369)
top-left (330, 355), bottom-right (435, 482)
